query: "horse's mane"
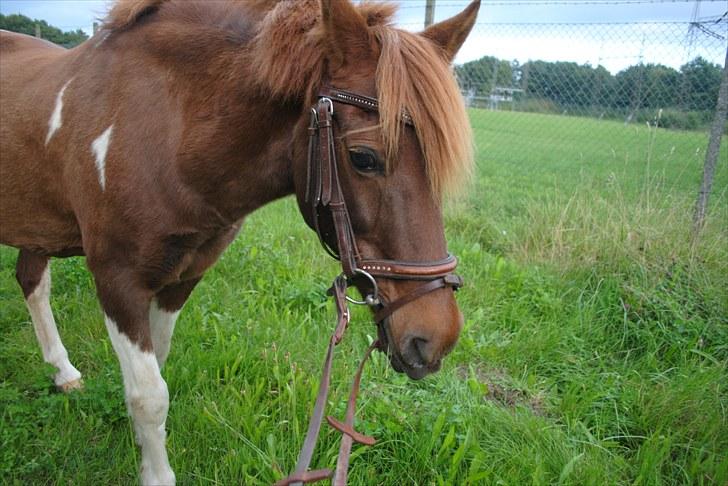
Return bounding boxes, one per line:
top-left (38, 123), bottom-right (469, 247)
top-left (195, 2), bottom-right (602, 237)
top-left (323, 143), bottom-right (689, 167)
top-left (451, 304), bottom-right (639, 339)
top-left (104, 0), bottom-right (472, 195)
top-left (373, 26), bottom-right (473, 195)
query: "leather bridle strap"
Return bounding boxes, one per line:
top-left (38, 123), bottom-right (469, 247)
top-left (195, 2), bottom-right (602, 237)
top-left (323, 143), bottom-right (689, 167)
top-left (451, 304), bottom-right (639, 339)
top-left (307, 99), bottom-right (359, 276)
top-left (359, 254), bottom-right (458, 280)
top-left (276, 278), bottom-right (348, 486)
top-left (274, 277), bottom-right (377, 486)
top-left (374, 274), bottom-right (463, 323)
top-left (318, 87), bottom-right (414, 126)
top-left (327, 341), bottom-right (378, 485)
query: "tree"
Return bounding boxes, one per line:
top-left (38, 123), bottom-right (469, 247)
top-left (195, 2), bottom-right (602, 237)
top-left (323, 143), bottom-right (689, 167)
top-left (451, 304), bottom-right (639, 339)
top-left (456, 56), bottom-right (514, 97)
top-left (521, 60), bottom-right (612, 109)
top-left (681, 57), bottom-right (723, 111)
top-left (0, 13), bottom-right (88, 48)
top-left (615, 63), bottom-right (680, 109)
top-left (455, 52), bottom-right (721, 128)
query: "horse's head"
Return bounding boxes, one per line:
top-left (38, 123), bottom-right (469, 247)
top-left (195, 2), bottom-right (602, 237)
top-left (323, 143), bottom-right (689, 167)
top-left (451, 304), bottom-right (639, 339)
top-left (293, 0), bottom-right (479, 379)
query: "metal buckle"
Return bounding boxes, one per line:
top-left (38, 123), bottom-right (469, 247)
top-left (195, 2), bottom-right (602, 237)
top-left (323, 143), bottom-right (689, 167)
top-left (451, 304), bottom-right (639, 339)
top-left (319, 97), bottom-right (334, 115)
top-left (444, 274), bottom-right (464, 289)
top-left (344, 268), bottom-right (380, 307)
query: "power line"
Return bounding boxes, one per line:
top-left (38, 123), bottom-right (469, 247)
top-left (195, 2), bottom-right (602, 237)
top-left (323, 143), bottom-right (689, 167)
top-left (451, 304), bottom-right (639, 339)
top-left (401, 20), bottom-right (725, 26)
top-left (691, 21), bottom-right (726, 39)
top-left (400, 0), bottom-right (726, 7)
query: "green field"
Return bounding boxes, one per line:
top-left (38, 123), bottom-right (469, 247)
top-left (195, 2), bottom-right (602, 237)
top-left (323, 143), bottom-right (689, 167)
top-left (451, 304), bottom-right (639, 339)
top-left (1, 110), bottom-right (727, 485)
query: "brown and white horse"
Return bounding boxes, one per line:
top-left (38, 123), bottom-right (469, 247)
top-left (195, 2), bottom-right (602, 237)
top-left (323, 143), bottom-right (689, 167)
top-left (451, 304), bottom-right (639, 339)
top-left (0, 0), bottom-right (479, 483)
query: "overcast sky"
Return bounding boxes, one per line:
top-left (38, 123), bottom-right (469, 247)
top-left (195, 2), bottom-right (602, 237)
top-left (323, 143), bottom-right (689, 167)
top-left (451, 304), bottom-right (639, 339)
top-left (1, 0), bottom-right (726, 72)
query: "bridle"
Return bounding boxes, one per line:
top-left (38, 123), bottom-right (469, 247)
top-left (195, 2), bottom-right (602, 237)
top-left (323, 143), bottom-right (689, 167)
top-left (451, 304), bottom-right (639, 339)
top-left (276, 88), bottom-right (463, 486)
top-left (305, 86), bottom-right (463, 318)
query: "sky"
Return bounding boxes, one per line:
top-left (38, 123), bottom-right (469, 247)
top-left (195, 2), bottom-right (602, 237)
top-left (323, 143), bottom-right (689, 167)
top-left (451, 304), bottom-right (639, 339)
top-left (1, 0), bottom-right (726, 72)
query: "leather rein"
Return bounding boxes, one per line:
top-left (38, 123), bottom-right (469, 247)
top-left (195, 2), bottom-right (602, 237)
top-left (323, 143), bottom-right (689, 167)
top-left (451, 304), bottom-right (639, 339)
top-left (276, 88), bottom-right (463, 486)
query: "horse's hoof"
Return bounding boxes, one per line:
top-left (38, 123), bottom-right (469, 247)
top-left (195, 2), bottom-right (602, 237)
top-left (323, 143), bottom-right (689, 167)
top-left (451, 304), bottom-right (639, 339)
top-left (57, 378), bottom-right (84, 393)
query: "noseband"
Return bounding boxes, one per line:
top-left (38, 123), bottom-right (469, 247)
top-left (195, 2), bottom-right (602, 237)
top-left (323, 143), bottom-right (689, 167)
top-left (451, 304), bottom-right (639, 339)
top-left (305, 87), bottom-right (464, 320)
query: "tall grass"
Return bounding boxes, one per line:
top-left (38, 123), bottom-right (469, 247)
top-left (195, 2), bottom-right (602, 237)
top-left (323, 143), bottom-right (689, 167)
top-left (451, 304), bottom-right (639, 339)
top-left (1, 110), bottom-right (726, 484)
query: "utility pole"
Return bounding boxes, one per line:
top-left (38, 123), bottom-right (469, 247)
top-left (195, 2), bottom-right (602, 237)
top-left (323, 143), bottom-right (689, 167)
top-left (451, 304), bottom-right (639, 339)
top-left (425, 0), bottom-right (436, 28)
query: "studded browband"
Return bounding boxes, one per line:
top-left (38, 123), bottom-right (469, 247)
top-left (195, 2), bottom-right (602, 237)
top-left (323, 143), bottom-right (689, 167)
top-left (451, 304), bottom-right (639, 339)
top-left (318, 87), bottom-right (415, 126)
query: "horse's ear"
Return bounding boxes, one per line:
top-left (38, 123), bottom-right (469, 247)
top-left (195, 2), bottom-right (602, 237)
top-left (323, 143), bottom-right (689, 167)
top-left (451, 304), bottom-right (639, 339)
top-left (421, 0), bottom-right (480, 63)
top-left (320, 0), bottom-right (370, 69)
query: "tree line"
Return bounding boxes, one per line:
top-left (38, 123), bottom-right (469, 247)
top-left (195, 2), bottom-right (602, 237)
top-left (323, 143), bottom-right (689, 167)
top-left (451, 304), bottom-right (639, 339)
top-left (456, 55), bottom-right (723, 130)
top-left (0, 13), bottom-right (88, 48)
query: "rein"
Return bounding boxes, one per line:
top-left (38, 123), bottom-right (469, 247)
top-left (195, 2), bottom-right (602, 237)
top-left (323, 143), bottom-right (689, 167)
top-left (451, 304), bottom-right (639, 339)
top-left (276, 88), bottom-right (463, 485)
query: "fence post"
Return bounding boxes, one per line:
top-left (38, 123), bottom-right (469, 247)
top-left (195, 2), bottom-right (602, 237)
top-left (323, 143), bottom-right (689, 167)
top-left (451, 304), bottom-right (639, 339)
top-left (693, 46), bottom-right (728, 236)
top-left (93, 22), bottom-right (99, 35)
top-left (425, 0), bottom-right (436, 28)
top-left (35, 23), bottom-right (41, 38)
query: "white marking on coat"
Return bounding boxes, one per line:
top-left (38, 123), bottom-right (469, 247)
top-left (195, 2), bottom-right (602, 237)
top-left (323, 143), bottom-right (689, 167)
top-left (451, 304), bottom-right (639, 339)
top-left (91, 125), bottom-right (114, 190)
top-left (149, 300), bottom-right (181, 369)
top-left (45, 79), bottom-right (73, 145)
top-left (25, 264), bottom-right (82, 388)
top-left (105, 315), bottom-right (175, 485)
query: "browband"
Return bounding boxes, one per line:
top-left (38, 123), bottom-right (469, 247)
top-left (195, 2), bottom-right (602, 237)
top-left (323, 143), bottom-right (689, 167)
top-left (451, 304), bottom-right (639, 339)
top-left (318, 87), bottom-right (414, 126)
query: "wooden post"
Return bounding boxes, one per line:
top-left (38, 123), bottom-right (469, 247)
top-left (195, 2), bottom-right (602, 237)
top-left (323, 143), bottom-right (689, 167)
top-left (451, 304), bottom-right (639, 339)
top-left (35, 23), bottom-right (41, 38)
top-left (93, 22), bottom-right (99, 35)
top-left (425, 0), bottom-right (436, 28)
top-left (693, 46), bottom-right (728, 235)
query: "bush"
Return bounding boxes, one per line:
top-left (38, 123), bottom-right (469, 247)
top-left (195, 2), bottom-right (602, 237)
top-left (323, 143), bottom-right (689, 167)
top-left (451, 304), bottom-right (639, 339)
top-left (513, 97), bottom-right (561, 115)
top-left (635, 109), bottom-right (713, 131)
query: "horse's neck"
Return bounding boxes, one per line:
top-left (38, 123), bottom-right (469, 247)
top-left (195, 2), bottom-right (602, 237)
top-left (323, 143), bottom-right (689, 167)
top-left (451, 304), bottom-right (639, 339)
top-left (97, 10), bottom-right (310, 225)
top-left (174, 81), bottom-right (302, 223)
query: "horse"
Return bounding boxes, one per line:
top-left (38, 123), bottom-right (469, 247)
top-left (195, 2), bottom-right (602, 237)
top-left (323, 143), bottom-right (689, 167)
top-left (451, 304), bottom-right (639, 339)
top-left (0, 0), bottom-right (479, 483)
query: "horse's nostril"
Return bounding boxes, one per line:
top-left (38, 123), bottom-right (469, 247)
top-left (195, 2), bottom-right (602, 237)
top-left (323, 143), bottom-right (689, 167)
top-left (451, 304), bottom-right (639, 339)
top-left (414, 337), bottom-right (429, 362)
top-left (404, 337), bottom-right (430, 368)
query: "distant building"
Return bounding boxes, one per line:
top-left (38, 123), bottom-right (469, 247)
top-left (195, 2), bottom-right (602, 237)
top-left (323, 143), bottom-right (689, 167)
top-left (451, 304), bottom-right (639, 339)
top-left (488, 87), bottom-right (524, 110)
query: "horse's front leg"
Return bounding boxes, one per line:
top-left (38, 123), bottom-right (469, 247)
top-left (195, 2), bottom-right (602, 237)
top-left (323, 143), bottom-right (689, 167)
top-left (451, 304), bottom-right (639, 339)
top-left (15, 250), bottom-right (83, 391)
top-left (93, 267), bottom-right (175, 485)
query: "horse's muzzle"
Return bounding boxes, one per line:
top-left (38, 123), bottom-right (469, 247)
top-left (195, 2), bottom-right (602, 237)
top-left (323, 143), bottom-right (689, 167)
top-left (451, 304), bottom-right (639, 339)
top-left (377, 318), bottom-right (442, 380)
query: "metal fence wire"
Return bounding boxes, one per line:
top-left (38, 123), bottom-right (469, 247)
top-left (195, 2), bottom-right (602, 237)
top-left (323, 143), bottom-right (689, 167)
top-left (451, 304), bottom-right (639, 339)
top-left (457, 21), bottom-right (726, 126)
top-left (403, 4), bottom-right (727, 171)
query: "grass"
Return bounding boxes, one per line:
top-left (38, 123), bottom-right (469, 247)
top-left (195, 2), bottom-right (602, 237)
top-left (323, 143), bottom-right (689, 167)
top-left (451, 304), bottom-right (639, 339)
top-left (1, 109), bottom-right (727, 485)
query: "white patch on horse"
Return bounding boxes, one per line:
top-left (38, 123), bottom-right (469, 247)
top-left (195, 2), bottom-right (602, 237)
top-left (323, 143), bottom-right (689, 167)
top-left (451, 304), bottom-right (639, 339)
top-left (105, 315), bottom-right (175, 486)
top-left (25, 265), bottom-right (82, 390)
top-left (149, 300), bottom-right (181, 369)
top-left (45, 79), bottom-right (73, 146)
top-left (91, 125), bottom-right (114, 191)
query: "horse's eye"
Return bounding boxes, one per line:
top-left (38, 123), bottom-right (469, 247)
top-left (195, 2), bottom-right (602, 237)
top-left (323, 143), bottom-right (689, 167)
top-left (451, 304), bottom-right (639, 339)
top-left (349, 149), bottom-right (380, 173)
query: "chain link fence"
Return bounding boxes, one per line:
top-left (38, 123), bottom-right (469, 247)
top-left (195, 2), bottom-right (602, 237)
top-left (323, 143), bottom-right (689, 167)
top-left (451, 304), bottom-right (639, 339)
top-left (405, 4), bottom-right (727, 175)
top-left (456, 20), bottom-right (726, 127)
